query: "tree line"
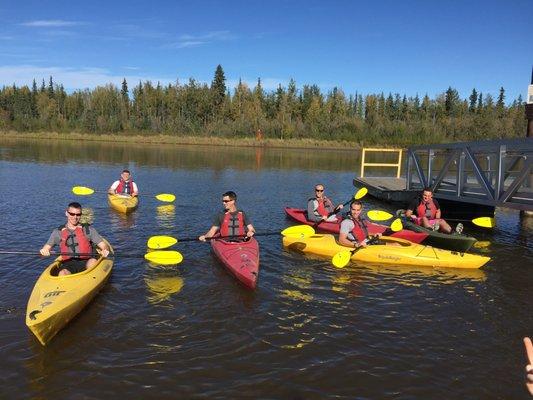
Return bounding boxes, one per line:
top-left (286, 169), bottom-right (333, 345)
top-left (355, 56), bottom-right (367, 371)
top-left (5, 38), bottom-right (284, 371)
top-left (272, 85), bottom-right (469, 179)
top-left (0, 64), bottom-right (526, 145)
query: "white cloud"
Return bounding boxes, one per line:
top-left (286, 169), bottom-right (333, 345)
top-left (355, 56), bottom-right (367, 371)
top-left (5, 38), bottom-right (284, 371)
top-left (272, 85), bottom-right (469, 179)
top-left (20, 20), bottom-right (85, 27)
top-left (166, 30), bottom-right (235, 49)
top-left (175, 41), bottom-right (205, 49)
top-left (0, 65), bottom-right (175, 90)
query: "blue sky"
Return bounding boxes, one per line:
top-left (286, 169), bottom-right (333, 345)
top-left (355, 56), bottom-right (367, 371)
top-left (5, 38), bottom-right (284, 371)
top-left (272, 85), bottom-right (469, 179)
top-left (0, 0), bottom-right (531, 101)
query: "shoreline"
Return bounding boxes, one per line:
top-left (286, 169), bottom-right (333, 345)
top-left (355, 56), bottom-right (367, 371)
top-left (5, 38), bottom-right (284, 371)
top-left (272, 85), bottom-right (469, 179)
top-left (0, 131), bottom-right (377, 151)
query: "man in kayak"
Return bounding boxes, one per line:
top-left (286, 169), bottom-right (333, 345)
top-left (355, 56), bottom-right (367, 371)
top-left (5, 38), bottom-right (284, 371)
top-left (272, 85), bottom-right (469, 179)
top-left (338, 201), bottom-right (380, 249)
top-left (39, 202), bottom-right (110, 276)
top-left (199, 191), bottom-right (256, 241)
top-left (108, 169), bottom-right (139, 197)
top-left (404, 187), bottom-right (463, 234)
top-left (307, 184), bottom-right (344, 222)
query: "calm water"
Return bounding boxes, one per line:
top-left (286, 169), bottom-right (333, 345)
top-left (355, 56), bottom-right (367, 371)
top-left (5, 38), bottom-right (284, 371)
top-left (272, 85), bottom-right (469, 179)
top-left (0, 138), bottom-right (532, 399)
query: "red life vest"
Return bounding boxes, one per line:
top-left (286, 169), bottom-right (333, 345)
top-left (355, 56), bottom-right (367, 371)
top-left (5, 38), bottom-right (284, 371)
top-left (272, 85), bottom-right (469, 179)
top-left (310, 196), bottom-right (333, 217)
top-left (349, 217), bottom-right (369, 243)
top-left (59, 224), bottom-right (93, 261)
top-left (316, 199), bottom-right (328, 217)
top-left (416, 199), bottom-right (438, 221)
top-left (116, 179), bottom-right (135, 195)
top-left (220, 211), bottom-right (245, 237)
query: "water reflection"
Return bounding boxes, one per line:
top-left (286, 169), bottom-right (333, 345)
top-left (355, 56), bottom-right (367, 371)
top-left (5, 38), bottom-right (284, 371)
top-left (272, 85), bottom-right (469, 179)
top-left (156, 204), bottom-right (176, 229)
top-left (109, 208), bottom-right (136, 230)
top-left (144, 272), bottom-right (184, 305)
top-left (0, 137), bottom-right (361, 172)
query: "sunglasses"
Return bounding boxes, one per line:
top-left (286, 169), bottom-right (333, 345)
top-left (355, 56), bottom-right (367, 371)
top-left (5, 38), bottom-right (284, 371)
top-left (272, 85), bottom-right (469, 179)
top-left (222, 199), bottom-right (233, 203)
top-left (315, 189), bottom-right (324, 192)
top-left (67, 211), bottom-right (82, 216)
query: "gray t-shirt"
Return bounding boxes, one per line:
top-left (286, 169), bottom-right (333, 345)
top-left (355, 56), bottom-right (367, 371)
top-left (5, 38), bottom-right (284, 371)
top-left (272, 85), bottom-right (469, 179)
top-left (340, 219), bottom-right (357, 242)
top-left (46, 225), bottom-right (104, 249)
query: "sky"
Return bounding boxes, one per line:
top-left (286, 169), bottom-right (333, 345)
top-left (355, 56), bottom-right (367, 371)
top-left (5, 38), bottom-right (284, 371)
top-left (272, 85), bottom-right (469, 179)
top-left (0, 0), bottom-right (532, 101)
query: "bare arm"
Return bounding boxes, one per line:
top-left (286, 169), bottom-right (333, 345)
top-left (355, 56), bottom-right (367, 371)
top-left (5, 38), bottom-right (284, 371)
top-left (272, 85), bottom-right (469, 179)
top-left (246, 224), bottom-right (255, 237)
top-left (96, 241), bottom-right (110, 257)
top-left (199, 226), bottom-right (219, 241)
top-left (39, 244), bottom-right (52, 257)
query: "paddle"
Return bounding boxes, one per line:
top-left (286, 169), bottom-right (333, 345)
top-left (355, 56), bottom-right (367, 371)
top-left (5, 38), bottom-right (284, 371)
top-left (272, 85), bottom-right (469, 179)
top-left (445, 217), bottom-right (495, 228)
top-left (146, 225), bottom-right (316, 249)
top-left (72, 186), bottom-right (176, 203)
top-left (331, 218), bottom-right (403, 269)
top-left (370, 210), bottom-right (495, 228)
top-left (0, 250), bottom-right (183, 266)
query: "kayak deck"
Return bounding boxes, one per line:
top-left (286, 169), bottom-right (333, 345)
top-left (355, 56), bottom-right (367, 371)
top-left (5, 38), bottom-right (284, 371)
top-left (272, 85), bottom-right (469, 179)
top-left (401, 219), bottom-right (477, 252)
top-left (210, 237), bottom-right (260, 289)
top-left (108, 194), bottom-right (139, 214)
top-left (283, 234), bottom-right (490, 269)
top-left (26, 242), bottom-right (114, 345)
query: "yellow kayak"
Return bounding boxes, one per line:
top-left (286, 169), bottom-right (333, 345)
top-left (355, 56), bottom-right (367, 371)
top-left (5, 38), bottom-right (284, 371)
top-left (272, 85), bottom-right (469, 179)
top-left (26, 242), bottom-right (114, 345)
top-left (108, 194), bottom-right (138, 214)
top-left (283, 234), bottom-right (490, 269)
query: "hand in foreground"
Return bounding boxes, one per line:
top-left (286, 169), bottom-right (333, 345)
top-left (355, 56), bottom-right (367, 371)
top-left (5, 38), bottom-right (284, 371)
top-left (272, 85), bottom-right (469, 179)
top-left (524, 337), bottom-right (533, 395)
top-left (246, 230), bottom-right (255, 238)
top-left (199, 235), bottom-right (206, 242)
top-left (39, 247), bottom-right (50, 257)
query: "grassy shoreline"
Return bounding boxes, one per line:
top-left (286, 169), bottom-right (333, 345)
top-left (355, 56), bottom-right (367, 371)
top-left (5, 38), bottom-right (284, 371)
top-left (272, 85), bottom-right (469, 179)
top-left (0, 131), bottom-right (374, 151)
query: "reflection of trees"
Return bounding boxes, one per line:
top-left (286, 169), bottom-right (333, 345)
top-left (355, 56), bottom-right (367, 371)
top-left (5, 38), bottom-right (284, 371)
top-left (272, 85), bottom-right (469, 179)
top-left (1, 138), bottom-right (363, 172)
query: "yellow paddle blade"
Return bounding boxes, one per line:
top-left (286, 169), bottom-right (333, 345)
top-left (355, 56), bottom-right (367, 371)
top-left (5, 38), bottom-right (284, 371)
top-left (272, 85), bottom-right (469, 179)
top-left (367, 210), bottom-right (393, 221)
top-left (472, 217), bottom-right (495, 228)
top-left (390, 218), bottom-right (403, 232)
top-left (473, 240), bottom-right (490, 249)
top-left (144, 250), bottom-right (183, 265)
top-left (332, 250), bottom-right (352, 268)
top-left (281, 225), bottom-right (315, 238)
top-left (354, 187), bottom-right (368, 200)
top-left (147, 235), bottom-right (178, 250)
top-left (155, 193), bottom-right (176, 202)
top-left (72, 186), bottom-right (95, 195)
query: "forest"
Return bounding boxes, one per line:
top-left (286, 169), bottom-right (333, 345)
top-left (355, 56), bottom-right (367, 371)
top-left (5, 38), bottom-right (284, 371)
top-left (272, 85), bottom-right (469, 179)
top-left (0, 65), bottom-right (527, 146)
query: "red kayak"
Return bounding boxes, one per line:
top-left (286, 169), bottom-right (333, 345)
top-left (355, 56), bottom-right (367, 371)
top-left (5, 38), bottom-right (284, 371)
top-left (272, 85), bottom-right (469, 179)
top-left (284, 207), bottom-right (428, 244)
top-left (210, 237), bottom-right (260, 290)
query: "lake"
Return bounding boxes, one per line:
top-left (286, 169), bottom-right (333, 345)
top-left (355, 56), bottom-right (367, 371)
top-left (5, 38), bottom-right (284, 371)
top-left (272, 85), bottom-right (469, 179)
top-left (1, 137), bottom-right (532, 399)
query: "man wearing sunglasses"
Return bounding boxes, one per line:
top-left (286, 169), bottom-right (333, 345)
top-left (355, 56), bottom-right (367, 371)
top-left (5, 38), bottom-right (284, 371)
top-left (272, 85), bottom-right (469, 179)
top-left (39, 202), bottom-right (110, 276)
top-left (307, 184), bottom-right (344, 223)
top-left (199, 191), bottom-right (255, 241)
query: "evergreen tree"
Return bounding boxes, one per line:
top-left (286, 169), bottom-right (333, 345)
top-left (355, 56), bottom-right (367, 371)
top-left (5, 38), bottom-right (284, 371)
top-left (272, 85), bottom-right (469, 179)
top-left (48, 76), bottom-right (55, 98)
top-left (121, 78), bottom-right (129, 101)
top-left (444, 87), bottom-right (459, 116)
top-left (496, 87), bottom-right (505, 116)
top-left (211, 64), bottom-right (226, 114)
top-left (469, 88), bottom-right (478, 112)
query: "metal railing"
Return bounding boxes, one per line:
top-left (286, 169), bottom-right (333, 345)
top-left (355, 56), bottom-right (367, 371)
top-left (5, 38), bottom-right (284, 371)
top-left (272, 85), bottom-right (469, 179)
top-left (360, 148), bottom-right (403, 178)
top-left (405, 138), bottom-right (533, 211)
